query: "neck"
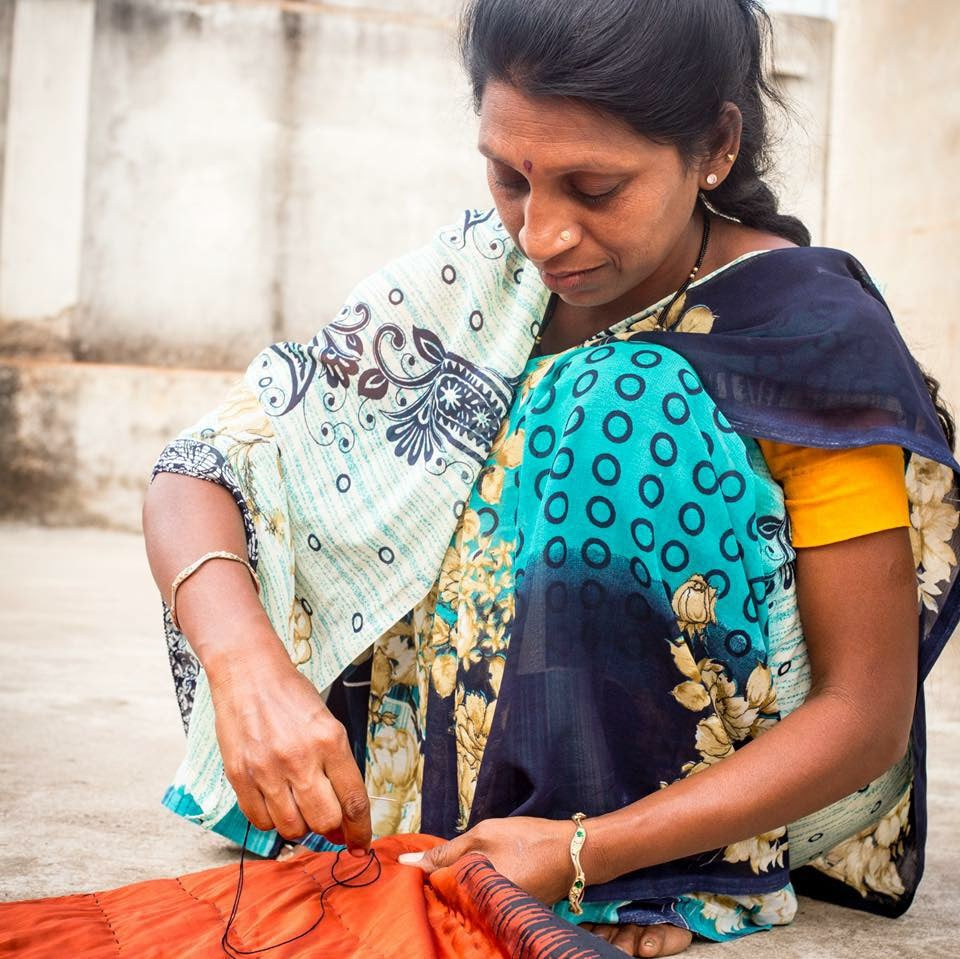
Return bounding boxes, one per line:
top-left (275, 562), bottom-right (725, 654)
top-left (537, 206), bottom-right (708, 354)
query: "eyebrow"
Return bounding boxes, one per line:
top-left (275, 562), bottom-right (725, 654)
top-left (477, 141), bottom-right (633, 176)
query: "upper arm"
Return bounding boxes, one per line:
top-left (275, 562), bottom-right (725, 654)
top-left (793, 527), bottom-right (918, 758)
top-left (756, 438), bottom-right (918, 752)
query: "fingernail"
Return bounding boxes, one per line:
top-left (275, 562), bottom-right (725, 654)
top-left (397, 852), bottom-right (425, 865)
top-left (348, 847), bottom-right (368, 858)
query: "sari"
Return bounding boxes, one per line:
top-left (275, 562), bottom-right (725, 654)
top-left (150, 210), bottom-right (958, 937)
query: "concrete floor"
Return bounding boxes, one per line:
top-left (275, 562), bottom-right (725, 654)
top-left (1, 522), bottom-right (958, 957)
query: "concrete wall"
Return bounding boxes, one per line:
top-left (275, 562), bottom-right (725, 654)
top-left (77, 0), bottom-right (485, 370)
top-left (0, 0), bottom-right (831, 374)
top-left (0, 0), bottom-right (95, 359)
top-left (0, 357), bottom-right (236, 527)
top-left (0, 2), bottom-right (16, 271)
top-left (825, 0), bottom-right (960, 416)
top-left (767, 13), bottom-right (834, 242)
top-left (0, 0), bottom-right (955, 532)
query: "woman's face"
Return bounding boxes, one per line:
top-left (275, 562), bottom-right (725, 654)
top-left (478, 81), bottom-right (708, 309)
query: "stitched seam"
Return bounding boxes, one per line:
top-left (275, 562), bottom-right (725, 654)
top-left (175, 875), bottom-right (250, 948)
top-left (297, 860), bottom-right (393, 959)
top-left (91, 892), bottom-right (122, 956)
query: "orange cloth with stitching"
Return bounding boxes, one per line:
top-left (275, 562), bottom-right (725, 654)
top-left (0, 835), bottom-right (620, 959)
top-left (756, 441), bottom-right (910, 548)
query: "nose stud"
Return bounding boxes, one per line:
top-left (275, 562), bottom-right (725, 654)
top-left (559, 229), bottom-right (571, 242)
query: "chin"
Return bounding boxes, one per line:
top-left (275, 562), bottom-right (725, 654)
top-left (556, 286), bottom-right (617, 308)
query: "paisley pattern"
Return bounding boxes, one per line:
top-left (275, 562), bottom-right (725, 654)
top-left (362, 324), bottom-right (517, 468)
top-left (441, 207), bottom-right (510, 260)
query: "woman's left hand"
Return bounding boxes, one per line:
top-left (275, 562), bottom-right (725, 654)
top-left (397, 816), bottom-right (576, 905)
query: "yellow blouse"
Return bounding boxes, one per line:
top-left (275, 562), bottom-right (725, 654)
top-left (756, 441), bottom-right (911, 548)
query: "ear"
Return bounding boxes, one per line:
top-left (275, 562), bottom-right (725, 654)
top-left (700, 102), bottom-right (743, 190)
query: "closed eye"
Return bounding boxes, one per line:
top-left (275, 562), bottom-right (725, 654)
top-left (572, 184), bottom-right (621, 205)
top-left (492, 175), bottom-right (529, 193)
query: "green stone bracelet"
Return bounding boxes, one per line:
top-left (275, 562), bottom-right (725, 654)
top-left (567, 812), bottom-right (588, 915)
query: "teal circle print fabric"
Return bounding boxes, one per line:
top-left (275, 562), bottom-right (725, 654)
top-left (454, 343), bottom-right (795, 900)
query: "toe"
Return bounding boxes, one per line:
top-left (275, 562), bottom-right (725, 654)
top-left (584, 922), bottom-right (618, 944)
top-left (639, 924), bottom-right (694, 957)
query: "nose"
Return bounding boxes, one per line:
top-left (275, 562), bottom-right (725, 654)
top-left (517, 198), bottom-right (576, 266)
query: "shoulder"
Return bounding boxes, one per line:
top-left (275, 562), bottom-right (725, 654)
top-left (705, 244), bottom-right (890, 332)
top-left (715, 220), bottom-right (796, 261)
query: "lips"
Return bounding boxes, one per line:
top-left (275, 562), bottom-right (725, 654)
top-left (540, 264), bottom-right (604, 293)
top-left (543, 266), bottom-right (602, 279)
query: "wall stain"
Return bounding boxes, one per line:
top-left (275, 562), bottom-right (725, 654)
top-left (108, 0), bottom-right (172, 38)
top-left (0, 363), bottom-right (79, 523)
top-left (270, 11), bottom-right (304, 341)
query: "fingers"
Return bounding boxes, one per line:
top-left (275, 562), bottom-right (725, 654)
top-left (323, 737), bottom-right (372, 854)
top-left (263, 783), bottom-right (309, 841)
top-left (398, 834), bottom-right (472, 873)
top-left (291, 774), bottom-right (342, 836)
top-left (233, 784), bottom-right (273, 834)
top-left (324, 827), bottom-right (346, 846)
top-left (237, 774), bottom-right (353, 848)
top-left (228, 727), bottom-right (368, 850)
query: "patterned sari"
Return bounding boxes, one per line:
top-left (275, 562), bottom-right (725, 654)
top-left (153, 211), bottom-right (959, 940)
top-left (350, 338), bottom-right (914, 941)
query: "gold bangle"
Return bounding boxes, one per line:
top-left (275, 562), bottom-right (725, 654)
top-left (169, 550), bottom-right (260, 631)
top-left (567, 812), bottom-right (588, 915)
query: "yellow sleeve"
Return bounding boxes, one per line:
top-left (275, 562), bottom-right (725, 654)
top-left (756, 440), bottom-right (911, 548)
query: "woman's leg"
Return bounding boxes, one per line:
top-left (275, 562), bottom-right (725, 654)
top-left (475, 342), bottom-right (798, 951)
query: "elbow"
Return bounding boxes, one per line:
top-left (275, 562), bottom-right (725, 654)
top-left (815, 684), bottom-right (915, 782)
top-left (863, 695), bottom-right (916, 779)
top-left (871, 721), bottom-right (913, 776)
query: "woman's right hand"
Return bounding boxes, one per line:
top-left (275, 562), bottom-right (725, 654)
top-left (142, 475), bottom-right (370, 851)
top-left (206, 633), bottom-right (372, 855)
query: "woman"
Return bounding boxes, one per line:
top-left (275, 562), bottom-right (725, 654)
top-left (142, 0), bottom-right (959, 955)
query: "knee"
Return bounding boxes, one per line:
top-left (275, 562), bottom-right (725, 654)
top-left (550, 344), bottom-right (720, 438)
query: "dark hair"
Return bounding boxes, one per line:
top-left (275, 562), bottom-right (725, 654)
top-left (459, 0), bottom-right (809, 246)
top-left (460, 0), bottom-right (957, 452)
top-left (924, 371), bottom-right (956, 452)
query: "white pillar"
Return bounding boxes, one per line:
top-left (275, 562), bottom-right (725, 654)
top-left (825, 0), bottom-right (960, 412)
top-left (0, 0), bottom-right (96, 355)
top-left (768, 12), bottom-right (835, 244)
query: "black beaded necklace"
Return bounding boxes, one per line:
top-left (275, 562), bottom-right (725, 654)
top-left (531, 200), bottom-right (712, 357)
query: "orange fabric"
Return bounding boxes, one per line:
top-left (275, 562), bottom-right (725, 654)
top-left (0, 835), bottom-right (620, 959)
top-left (756, 441), bottom-right (910, 548)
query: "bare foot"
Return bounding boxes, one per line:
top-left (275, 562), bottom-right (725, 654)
top-left (582, 922), bottom-right (693, 957)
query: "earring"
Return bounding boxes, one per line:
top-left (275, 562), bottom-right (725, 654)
top-left (559, 229), bottom-right (571, 242)
top-left (705, 173), bottom-right (719, 186)
top-left (726, 153), bottom-right (736, 162)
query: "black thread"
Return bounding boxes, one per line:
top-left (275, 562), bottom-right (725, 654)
top-left (221, 823), bottom-right (382, 957)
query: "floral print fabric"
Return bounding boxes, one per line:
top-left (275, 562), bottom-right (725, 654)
top-left (150, 215), bottom-right (959, 924)
top-left (361, 335), bottom-right (918, 941)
